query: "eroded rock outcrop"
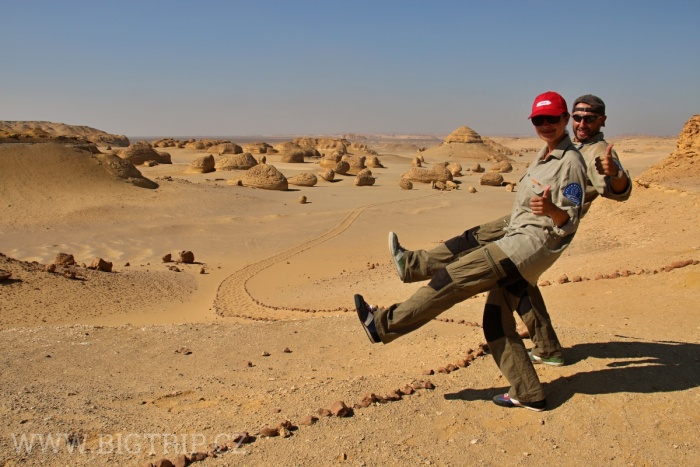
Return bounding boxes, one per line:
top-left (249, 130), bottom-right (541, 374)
top-left (241, 164), bottom-right (288, 191)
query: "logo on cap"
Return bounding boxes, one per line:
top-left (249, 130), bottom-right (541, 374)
top-left (536, 100), bottom-right (552, 107)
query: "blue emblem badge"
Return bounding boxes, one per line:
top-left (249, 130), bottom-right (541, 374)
top-left (563, 183), bottom-right (583, 206)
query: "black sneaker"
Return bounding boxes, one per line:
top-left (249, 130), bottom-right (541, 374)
top-left (388, 232), bottom-right (406, 282)
top-left (354, 294), bottom-right (381, 344)
top-left (492, 393), bottom-right (546, 412)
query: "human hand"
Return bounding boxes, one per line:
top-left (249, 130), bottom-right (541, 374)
top-left (595, 144), bottom-right (619, 177)
top-left (530, 185), bottom-right (553, 216)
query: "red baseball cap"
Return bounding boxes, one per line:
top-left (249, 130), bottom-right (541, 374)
top-left (529, 91), bottom-right (568, 118)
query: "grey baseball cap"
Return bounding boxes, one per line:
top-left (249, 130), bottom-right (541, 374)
top-left (573, 94), bottom-right (605, 115)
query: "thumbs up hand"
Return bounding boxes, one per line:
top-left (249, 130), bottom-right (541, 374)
top-left (595, 144), bottom-right (619, 177)
top-left (530, 185), bottom-right (553, 216)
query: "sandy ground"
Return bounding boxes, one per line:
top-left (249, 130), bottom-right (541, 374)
top-left (1, 134), bottom-right (699, 467)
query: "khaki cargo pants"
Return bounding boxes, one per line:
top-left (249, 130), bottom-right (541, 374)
top-left (402, 215), bottom-right (563, 360)
top-left (374, 242), bottom-right (545, 403)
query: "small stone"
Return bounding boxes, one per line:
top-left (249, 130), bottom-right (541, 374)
top-left (259, 427), bottom-right (279, 437)
top-left (468, 186), bottom-right (477, 193)
top-left (318, 408), bottom-right (332, 417)
top-left (470, 439), bottom-right (478, 445)
top-left (422, 369), bottom-right (434, 375)
top-left (162, 253), bottom-right (172, 263)
top-left (283, 347), bottom-right (292, 353)
top-left (299, 415), bottom-right (318, 426)
top-left (179, 250), bottom-right (195, 263)
top-left (199, 267), bottom-right (206, 274)
top-left (262, 351), bottom-right (270, 357)
top-left (539, 280), bottom-right (551, 287)
top-left (557, 274), bottom-right (569, 284)
top-left (298, 195), bottom-right (307, 204)
top-left (330, 400), bottom-right (353, 417)
top-left (175, 347), bottom-right (192, 355)
top-left (44, 263), bottom-right (56, 273)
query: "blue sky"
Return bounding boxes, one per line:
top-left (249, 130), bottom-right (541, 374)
top-left (2, 1), bottom-right (698, 138)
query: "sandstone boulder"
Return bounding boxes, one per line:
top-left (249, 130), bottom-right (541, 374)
top-left (399, 179), bottom-right (413, 190)
top-left (89, 257), bottom-right (113, 272)
top-left (342, 155), bottom-right (366, 174)
top-left (490, 160), bottom-right (513, 173)
top-left (215, 153), bottom-right (258, 171)
top-left (355, 171), bottom-right (375, 186)
top-left (318, 168), bottom-right (335, 181)
top-left (366, 156), bottom-right (384, 168)
top-left (119, 142), bottom-right (171, 165)
top-left (402, 165), bottom-right (453, 184)
top-left (447, 162), bottom-right (463, 176)
top-left (241, 164), bottom-right (288, 191)
top-left (334, 160), bottom-right (350, 175)
top-left (480, 172), bottom-right (504, 186)
top-left (288, 172), bottom-right (318, 187)
top-left (179, 251), bottom-right (195, 263)
top-left (208, 142), bottom-right (243, 155)
top-left (187, 154), bottom-right (215, 174)
top-left (95, 153), bottom-right (158, 188)
top-left (243, 142), bottom-right (273, 154)
top-left (55, 253), bottom-right (75, 267)
top-left (319, 153), bottom-right (342, 169)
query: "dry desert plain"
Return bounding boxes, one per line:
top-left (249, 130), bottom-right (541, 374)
top-left (0, 125), bottom-right (699, 467)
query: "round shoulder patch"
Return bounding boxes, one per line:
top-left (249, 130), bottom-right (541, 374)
top-left (563, 183), bottom-right (583, 206)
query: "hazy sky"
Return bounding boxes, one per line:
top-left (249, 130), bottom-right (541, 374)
top-left (2, 1), bottom-right (698, 138)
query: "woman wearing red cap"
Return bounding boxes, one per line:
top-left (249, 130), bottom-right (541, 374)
top-left (354, 91), bottom-right (587, 412)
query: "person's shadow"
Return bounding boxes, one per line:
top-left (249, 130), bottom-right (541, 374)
top-left (444, 339), bottom-right (700, 410)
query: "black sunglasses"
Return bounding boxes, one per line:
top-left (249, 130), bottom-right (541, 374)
top-left (531, 114), bottom-right (564, 127)
top-left (572, 114), bottom-right (601, 124)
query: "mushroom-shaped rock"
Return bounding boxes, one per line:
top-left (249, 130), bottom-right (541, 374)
top-left (187, 154), bottom-right (215, 174)
top-left (318, 168), bottom-right (335, 181)
top-left (288, 172), bottom-right (318, 187)
top-left (242, 164), bottom-right (288, 191)
top-left (216, 152), bottom-right (258, 171)
top-left (479, 172), bottom-right (504, 186)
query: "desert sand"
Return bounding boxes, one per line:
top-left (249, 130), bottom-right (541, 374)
top-left (0, 121), bottom-right (698, 466)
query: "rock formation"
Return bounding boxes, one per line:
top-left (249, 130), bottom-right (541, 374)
top-left (119, 142), bottom-right (171, 165)
top-left (288, 173), bottom-right (318, 187)
top-left (187, 154), bottom-right (215, 174)
top-left (401, 165), bottom-right (453, 184)
top-left (0, 120), bottom-right (129, 146)
top-left (637, 115), bottom-right (700, 192)
top-left (241, 164), bottom-right (288, 191)
top-left (215, 153), bottom-right (258, 171)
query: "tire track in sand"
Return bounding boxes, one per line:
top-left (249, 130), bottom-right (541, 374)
top-left (213, 194), bottom-right (441, 321)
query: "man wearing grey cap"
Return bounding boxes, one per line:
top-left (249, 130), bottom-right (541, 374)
top-left (386, 94), bottom-right (631, 367)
